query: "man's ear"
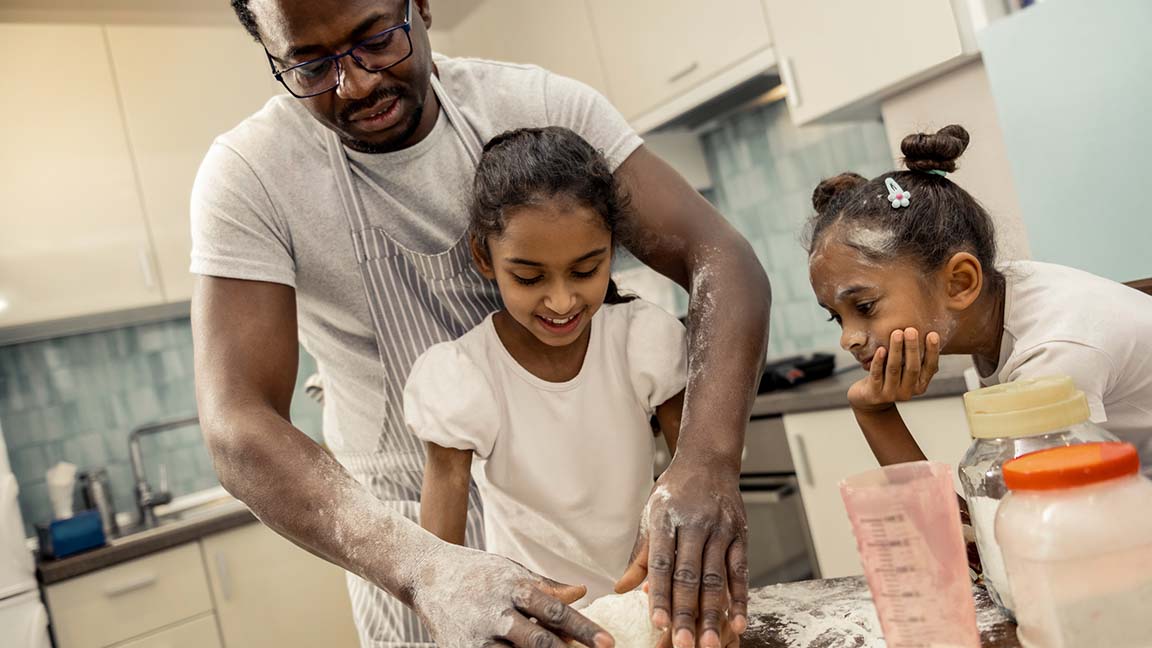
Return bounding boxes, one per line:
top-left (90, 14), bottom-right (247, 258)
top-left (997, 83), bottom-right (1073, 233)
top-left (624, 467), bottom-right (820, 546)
top-left (415, 0), bottom-right (432, 28)
top-left (941, 252), bottom-right (984, 312)
top-left (469, 233), bottom-right (495, 280)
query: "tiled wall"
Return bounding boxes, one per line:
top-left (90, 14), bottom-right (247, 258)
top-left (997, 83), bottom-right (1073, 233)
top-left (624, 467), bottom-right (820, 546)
top-left (697, 100), bottom-right (894, 359)
top-left (0, 318), bottom-right (322, 537)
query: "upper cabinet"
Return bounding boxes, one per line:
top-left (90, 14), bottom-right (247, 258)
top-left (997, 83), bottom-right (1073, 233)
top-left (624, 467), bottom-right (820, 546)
top-left (0, 24), bottom-right (164, 328)
top-left (588, 0), bottom-right (774, 127)
top-left (446, 0), bottom-right (612, 96)
top-left (105, 25), bottom-right (279, 303)
top-left (763, 0), bottom-right (987, 125)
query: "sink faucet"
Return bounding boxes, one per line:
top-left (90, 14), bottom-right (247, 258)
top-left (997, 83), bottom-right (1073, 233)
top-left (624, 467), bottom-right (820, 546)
top-left (129, 415), bottom-right (198, 528)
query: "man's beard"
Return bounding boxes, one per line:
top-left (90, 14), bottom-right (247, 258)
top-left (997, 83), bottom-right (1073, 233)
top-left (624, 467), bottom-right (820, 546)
top-left (338, 85), bottom-right (426, 154)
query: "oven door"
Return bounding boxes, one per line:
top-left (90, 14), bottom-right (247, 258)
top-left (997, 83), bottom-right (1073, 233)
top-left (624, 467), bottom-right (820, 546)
top-left (741, 474), bottom-right (818, 586)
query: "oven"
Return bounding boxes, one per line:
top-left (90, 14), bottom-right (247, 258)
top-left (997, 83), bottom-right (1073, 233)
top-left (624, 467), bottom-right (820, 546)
top-left (653, 416), bottom-right (819, 587)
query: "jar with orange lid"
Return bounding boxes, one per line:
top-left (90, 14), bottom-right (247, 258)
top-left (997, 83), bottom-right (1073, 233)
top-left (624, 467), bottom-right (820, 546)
top-left (958, 376), bottom-right (1117, 615)
top-left (997, 442), bottom-right (1152, 648)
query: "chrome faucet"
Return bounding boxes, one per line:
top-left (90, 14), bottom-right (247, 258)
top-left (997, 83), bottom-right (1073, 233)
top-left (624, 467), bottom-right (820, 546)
top-left (129, 415), bottom-right (198, 529)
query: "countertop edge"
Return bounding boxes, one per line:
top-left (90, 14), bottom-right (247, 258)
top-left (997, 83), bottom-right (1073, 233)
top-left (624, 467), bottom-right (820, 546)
top-left (38, 506), bottom-right (258, 585)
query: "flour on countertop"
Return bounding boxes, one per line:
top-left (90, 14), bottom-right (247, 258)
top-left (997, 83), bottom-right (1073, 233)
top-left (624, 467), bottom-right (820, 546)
top-left (745, 578), bottom-right (883, 647)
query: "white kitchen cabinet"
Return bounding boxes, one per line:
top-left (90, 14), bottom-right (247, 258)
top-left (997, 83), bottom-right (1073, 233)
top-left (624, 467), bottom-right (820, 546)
top-left (117, 613), bottom-right (222, 648)
top-left (783, 397), bottom-right (972, 578)
top-left (44, 544), bottom-right (213, 648)
top-left (0, 24), bottom-right (164, 328)
top-left (588, 0), bottom-right (773, 126)
top-left (105, 25), bottom-right (280, 303)
top-left (201, 523), bottom-right (358, 648)
top-left (446, 0), bottom-right (611, 96)
top-left (763, 0), bottom-right (982, 125)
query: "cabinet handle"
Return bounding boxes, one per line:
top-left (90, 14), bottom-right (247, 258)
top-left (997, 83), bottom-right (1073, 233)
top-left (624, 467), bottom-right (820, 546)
top-left (137, 247), bottom-right (157, 290)
top-left (103, 573), bottom-right (157, 597)
top-left (779, 55), bottom-right (802, 108)
top-left (667, 61), bottom-right (699, 83)
top-left (215, 551), bottom-right (232, 602)
top-left (794, 434), bottom-right (814, 488)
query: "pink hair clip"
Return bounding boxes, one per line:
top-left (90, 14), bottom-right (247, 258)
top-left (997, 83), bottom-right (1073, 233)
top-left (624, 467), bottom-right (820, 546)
top-left (885, 177), bottom-right (910, 208)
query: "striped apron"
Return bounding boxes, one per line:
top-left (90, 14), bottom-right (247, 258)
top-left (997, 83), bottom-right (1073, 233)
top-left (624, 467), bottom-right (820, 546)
top-left (324, 75), bottom-right (503, 647)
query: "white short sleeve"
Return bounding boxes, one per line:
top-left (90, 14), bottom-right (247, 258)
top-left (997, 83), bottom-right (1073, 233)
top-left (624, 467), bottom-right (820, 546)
top-left (1003, 341), bottom-right (1115, 423)
top-left (190, 143), bottom-right (297, 287)
top-left (404, 343), bottom-right (501, 458)
top-left (544, 73), bottom-right (644, 172)
top-left (625, 301), bottom-right (688, 413)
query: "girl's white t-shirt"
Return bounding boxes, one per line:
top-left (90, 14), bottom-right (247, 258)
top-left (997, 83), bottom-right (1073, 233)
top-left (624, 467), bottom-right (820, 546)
top-left (404, 300), bottom-right (687, 602)
top-left (977, 261), bottom-right (1152, 465)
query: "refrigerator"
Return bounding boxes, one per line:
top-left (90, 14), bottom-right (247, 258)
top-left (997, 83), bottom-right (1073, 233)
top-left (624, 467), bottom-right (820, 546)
top-left (0, 422), bottom-right (52, 648)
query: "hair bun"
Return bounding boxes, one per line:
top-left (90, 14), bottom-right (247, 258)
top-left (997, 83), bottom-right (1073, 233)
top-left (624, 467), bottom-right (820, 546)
top-left (901, 124), bottom-right (969, 173)
top-left (812, 172), bottom-right (867, 213)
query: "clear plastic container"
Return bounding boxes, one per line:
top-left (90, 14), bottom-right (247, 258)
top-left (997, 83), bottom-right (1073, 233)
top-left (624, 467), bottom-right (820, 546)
top-left (958, 376), bottom-right (1117, 615)
top-left (997, 442), bottom-right (1152, 648)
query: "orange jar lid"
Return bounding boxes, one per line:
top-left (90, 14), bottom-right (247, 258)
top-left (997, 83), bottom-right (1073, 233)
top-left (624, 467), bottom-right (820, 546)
top-left (1003, 442), bottom-right (1140, 491)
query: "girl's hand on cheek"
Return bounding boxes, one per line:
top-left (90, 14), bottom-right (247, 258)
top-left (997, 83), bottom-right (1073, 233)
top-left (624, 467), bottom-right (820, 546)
top-left (848, 328), bottom-right (941, 413)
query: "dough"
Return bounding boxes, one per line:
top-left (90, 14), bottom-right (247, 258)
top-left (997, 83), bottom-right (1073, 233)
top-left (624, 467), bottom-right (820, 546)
top-left (571, 590), bottom-right (662, 648)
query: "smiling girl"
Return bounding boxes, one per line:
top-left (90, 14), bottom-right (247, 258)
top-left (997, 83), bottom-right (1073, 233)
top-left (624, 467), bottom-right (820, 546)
top-left (404, 126), bottom-right (686, 604)
top-left (806, 125), bottom-right (1152, 469)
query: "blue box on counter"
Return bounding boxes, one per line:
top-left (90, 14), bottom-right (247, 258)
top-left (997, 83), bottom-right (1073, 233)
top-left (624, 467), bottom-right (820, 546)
top-left (36, 510), bottom-right (106, 559)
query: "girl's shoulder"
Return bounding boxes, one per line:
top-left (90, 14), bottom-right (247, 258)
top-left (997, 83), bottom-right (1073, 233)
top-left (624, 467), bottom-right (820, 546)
top-left (598, 299), bottom-right (686, 335)
top-left (407, 316), bottom-right (496, 388)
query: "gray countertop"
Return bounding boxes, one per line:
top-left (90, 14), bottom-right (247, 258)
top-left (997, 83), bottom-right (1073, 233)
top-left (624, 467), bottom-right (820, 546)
top-left (38, 498), bottom-right (256, 585)
top-left (750, 356), bottom-right (973, 418)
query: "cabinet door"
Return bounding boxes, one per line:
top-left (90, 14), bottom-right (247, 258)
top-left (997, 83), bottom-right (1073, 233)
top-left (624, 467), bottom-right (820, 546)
top-left (448, 0), bottom-right (611, 96)
top-left (784, 397), bottom-right (971, 578)
top-left (589, 0), bottom-right (772, 121)
top-left (763, 0), bottom-right (965, 125)
top-left (44, 544), bottom-right (213, 648)
top-left (0, 24), bottom-right (162, 328)
top-left (117, 614), bottom-right (222, 648)
top-left (202, 523), bottom-right (359, 648)
top-left (105, 25), bottom-right (280, 303)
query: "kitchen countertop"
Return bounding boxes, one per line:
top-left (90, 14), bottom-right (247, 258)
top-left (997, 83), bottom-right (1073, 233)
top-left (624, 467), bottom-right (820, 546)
top-left (742, 576), bottom-right (1018, 647)
top-left (750, 356), bottom-right (973, 418)
top-left (37, 497), bottom-right (256, 585)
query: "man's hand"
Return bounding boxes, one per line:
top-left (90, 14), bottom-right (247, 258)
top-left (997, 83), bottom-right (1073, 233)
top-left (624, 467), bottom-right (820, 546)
top-left (412, 542), bottom-right (614, 648)
top-left (614, 462), bottom-right (748, 648)
top-left (848, 328), bottom-right (941, 413)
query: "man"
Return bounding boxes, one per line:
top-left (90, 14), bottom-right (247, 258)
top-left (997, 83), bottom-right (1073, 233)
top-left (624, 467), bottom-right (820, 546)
top-left (192, 0), bottom-right (771, 646)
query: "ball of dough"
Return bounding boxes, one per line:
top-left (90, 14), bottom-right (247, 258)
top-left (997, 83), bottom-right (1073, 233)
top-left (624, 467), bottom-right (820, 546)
top-left (571, 590), bottom-right (662, 648)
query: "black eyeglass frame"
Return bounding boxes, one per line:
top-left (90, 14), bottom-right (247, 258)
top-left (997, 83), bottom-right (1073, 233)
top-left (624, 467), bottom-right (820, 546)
top-left (265, 0), bottom-right (413, 99)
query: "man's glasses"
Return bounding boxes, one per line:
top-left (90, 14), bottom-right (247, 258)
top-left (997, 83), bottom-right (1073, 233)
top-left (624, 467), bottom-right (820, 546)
top-left (266, 0), bottom-right (413, 99)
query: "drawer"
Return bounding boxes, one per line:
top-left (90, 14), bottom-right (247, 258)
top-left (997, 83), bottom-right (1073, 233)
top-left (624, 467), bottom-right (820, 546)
top-left (117, 613), bottom-right (222, 648)
top-left (45, 544), bottom-right (213, 648)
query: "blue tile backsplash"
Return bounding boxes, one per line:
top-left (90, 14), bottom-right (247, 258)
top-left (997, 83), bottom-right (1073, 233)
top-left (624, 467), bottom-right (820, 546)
top-left (696, 99), bottom-right (894, 359)
top-left (0, 318), bottom-right (323, 537)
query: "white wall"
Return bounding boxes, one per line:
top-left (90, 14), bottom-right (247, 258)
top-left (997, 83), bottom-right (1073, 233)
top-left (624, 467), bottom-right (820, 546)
top-left (880, 59), bottom-right (1030, 262)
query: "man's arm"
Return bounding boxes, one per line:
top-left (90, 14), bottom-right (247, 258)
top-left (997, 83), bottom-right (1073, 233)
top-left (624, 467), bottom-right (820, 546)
top-left (613, 146), bottom-right (771, 648)
top-left (193, 276), bottom-right (612, 648)
top-left (419, 443), bottom-right (473, 545)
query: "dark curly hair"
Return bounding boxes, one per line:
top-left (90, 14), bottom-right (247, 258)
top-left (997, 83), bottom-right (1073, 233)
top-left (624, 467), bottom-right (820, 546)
top-left (231, 0), bottom-right (261, 41)
top-left (471, 126), bottom-right (635, 304)
top-left (805, 124), bottom-right (1004, 291)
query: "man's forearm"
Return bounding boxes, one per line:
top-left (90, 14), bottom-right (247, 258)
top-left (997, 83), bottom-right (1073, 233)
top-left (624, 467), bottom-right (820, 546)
top-left (676, 238), bottom-right (771, 471)
top-left (204, 406), bottom-right (439, 604)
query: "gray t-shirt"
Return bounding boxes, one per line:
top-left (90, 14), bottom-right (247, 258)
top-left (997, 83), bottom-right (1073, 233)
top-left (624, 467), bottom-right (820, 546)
top-left (190, 55), bottom-right (643, 462)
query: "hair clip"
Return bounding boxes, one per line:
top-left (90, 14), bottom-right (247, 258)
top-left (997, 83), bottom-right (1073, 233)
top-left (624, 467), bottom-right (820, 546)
top-left (885, 177), bottom-right (910, 208)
